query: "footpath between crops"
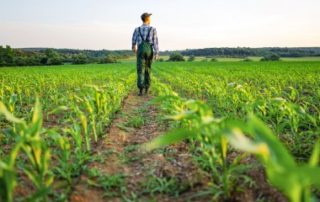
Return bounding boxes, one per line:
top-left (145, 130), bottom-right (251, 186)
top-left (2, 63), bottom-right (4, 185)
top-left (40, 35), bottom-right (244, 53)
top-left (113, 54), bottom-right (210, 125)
top-left (69, 92), bottom-right (210, 202)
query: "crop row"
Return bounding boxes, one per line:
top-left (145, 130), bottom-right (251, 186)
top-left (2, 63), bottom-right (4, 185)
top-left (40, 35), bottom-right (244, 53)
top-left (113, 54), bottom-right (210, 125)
top-left (149, 75), bottom-right (320, 202)
top-left (0, 65), bottom-right (135, 201)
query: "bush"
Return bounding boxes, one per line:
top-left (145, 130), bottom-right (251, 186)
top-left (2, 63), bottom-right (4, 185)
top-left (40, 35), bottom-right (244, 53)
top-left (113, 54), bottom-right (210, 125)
top-left (158, 58), bottom-right (164, 62)
top-left (260, 53), bottom-right (280, 61)
top-left (168, 52), bottom-right (185, 62)
top-left (188, 56), bottom-right (195, 62)
top-left (99, 55), bottom-right (118, 64)
top-left (210, 58), bottom-right (218, 62)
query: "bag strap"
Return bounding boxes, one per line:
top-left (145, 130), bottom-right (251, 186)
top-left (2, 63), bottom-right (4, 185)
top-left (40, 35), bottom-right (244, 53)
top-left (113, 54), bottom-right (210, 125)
top-left (138, 27), bottom-right (153, 42)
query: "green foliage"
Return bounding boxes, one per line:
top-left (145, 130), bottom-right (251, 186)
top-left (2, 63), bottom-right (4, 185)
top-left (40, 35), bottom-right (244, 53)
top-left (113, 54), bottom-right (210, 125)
top-left (142, 174), bottom-right (186, 196)
top-left (146, 92), bottom-right (320, 201)
top-left (45, 49), bottom-right (63, 65)
top-left (1, 61), bottom-right (320, 201)
top-left (99, 55), bottom-right (119, 64)
top-left (210, 58), bottom-right (218, 62)
top-left (187, 55), bottom-right (195, 62)
top-left (87, 168), bottom-right (126, 196)
top-left (226, 116), bottom-right (320, 202)
top-left (148, 67), bottom-right (320, 201)
top-left (0, 64), bottom-right (135, 200)
top-left (0, 99), bottom-right (53, 202)
top-left (180, 47), bottom-right (320, 58)
top-left (168, 52), bottom-right (185, 62)
top-left (72, 53), bottom-right (88, 64)
top-left (0, 46), bottom-right (133, 67)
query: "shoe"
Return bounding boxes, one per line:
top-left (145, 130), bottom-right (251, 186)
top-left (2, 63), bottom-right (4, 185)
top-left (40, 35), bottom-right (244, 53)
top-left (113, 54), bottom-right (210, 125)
top-left (138, 89), bottom-right (143, 96)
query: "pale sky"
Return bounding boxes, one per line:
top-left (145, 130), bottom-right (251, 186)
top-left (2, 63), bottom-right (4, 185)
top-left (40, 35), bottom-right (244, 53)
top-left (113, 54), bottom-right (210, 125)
top-left (1, 0), bottom-right (320, 50)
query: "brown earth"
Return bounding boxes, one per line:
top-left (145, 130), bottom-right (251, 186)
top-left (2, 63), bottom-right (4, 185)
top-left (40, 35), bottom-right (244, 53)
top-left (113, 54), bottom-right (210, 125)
top-left (69, 92), bottom-right (211, 202)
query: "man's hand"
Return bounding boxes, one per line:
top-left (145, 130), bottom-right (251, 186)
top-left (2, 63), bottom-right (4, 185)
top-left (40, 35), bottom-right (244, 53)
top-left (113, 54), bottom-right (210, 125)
top-left (154, 54), bottom-right (160, 60)
top-left (132, 46), bottom-right (137, 54)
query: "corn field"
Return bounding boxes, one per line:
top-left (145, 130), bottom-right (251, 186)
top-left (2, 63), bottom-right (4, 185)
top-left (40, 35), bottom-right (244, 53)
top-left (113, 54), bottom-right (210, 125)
top-left (1, 61), bottom-right (320, 201)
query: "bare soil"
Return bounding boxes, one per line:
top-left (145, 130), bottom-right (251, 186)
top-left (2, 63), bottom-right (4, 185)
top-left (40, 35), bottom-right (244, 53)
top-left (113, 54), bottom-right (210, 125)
top-left (69, 93), bottom-right (210, 202)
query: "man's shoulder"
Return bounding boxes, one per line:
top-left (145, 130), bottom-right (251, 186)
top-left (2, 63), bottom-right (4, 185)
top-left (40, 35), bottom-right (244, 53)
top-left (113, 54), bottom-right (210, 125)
top-left (136, 25), bottom-right (156, 30)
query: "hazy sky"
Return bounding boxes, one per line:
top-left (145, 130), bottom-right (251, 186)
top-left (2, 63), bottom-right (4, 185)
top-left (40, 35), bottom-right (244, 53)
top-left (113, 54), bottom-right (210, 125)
top-left (1, 0), bottom-right (320, 50)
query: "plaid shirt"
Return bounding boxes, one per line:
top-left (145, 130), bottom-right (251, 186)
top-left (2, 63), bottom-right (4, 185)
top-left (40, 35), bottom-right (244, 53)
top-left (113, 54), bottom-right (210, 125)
top-left (132, 24), bottom-right (159, 55)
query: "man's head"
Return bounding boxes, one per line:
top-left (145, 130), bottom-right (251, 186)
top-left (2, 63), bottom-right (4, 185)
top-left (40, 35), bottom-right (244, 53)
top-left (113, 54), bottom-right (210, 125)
top-left (141, 12), bottom-right (152, 24)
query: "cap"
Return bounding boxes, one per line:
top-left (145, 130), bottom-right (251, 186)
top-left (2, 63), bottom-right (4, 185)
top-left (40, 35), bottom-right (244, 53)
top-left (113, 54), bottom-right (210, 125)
top-left (141, 12), bottom-right (152, 21)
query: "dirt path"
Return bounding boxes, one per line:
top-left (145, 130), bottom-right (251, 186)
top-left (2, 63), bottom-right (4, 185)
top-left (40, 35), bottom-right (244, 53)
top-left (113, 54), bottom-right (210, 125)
top-left (70, 92), bottom-right (210, 202)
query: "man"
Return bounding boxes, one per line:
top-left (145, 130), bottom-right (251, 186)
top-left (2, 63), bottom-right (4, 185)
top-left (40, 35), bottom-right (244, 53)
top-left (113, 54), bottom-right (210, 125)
top-left (132, 12), bottom-right (159, 96)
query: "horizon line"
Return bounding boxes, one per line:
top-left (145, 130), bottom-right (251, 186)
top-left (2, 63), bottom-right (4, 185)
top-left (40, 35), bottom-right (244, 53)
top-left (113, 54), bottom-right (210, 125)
top-left (7, 46), bottom-right (320, 52)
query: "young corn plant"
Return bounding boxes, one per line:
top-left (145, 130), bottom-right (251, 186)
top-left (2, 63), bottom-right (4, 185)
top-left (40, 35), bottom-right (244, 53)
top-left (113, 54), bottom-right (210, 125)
top-left (51, 133), bottom-right (73, 185)
top-left (146, 95), bottom-right (251, 199)
top-left (0, 99), bottom-right (54, 202)
top-left (0, 141), bottom-right (23, 202)
top-left (226, 115), bottom-right (320, 202)
top-left (145, 92), bottom-right (320, 202)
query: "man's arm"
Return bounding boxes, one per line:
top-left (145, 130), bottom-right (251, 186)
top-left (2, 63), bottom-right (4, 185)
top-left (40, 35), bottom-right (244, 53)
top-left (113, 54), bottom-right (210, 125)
top-left (153, 28), bottom-right (159, 59)
top-left (132, 28), bottom-right (138, 53)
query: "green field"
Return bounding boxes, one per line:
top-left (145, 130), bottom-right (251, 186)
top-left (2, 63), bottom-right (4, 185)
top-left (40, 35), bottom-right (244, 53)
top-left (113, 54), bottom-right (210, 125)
top-left (1, 61), bottom-right (320, 201)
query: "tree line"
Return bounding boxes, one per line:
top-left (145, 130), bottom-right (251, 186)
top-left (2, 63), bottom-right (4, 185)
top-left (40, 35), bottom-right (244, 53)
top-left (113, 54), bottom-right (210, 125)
top-left (1, 45), bottom-right (320, 67)
top-left (0, 45), bottom-right (132, 67)
top-left (173, 47), bottom-right (320, 57)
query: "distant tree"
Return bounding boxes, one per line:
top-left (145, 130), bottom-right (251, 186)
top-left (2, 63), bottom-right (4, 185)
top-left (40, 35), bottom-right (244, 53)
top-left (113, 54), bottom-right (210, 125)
top-left (0, 46), bottom-right (5, 66)
top-left (45, 49), bottom-right (63, 65)
top-left (14, 57), bottom-right (27, 66)
top-left (188, 55), bottom-right (195, 62)
top-left (72, 53), bottom-right (88, 64)
top-left (260, 53), bottom-right (280, 61)
top-left (99, 55), bottom-right (118, 64)
top-left (40, 57), bottom-right (48, 65)
top-left (168, 52), bottom-right (185, 62)
top-left (0, 45), bottom-right (15, 66)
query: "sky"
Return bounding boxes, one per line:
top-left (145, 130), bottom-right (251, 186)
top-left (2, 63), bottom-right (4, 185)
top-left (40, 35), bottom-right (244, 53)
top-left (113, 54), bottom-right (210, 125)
top-left (1, 0), bottom-right (320, 50)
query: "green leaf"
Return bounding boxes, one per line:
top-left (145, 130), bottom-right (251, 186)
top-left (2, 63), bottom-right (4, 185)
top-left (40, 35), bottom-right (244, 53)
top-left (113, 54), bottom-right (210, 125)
top-left (247, 115), bottom-right (296, 167)
top-left (0, 102), bottom-right (24, 124)
top-left (309, 140), bottom-right (320, 167)
top-left (144, 128), bottom-right (197, 151)
top-left (32, 98), bottom-right (42, 126)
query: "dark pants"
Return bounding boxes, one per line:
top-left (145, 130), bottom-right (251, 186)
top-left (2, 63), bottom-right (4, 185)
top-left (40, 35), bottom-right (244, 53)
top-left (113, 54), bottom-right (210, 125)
top-left (137, 51), bottom-right (153, 90)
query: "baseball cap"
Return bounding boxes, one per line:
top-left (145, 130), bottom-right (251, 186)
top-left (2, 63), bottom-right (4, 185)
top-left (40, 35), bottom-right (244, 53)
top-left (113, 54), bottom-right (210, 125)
top-left (141, 12), bottom-right (152, 21)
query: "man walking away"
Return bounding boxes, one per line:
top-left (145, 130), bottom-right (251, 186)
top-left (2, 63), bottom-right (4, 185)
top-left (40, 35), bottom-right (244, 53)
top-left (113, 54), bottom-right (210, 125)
top-left (132, 12), bottom-right (159, 96)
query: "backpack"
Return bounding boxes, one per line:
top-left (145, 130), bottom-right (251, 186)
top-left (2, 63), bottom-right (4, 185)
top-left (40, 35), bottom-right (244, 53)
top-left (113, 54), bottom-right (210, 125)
top-left (137, 27), bottom-right (153, 58)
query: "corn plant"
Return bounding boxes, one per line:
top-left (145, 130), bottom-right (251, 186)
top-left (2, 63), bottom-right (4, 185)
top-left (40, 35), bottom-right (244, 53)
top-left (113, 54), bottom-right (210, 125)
top-left (0, 99), bottom-right (54, 201)
top-left (0, 141), bottom-right (22, 202)
top-left (148, 89), bottom-right (252, 199)
top-left (226, 115), bottom-right (320, 202)
top-left (145, 92), bottom-right (320, 201)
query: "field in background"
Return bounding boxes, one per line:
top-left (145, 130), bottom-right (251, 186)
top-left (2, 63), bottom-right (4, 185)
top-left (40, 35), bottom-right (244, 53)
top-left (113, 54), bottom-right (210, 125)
top-left (120, 56), bottom-right (320, 62)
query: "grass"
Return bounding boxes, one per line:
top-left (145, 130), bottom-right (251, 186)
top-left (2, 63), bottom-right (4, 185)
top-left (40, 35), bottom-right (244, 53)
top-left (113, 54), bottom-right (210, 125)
top-left (86, 168), bottom-right (126, 197)
top-left (142, 173), bottom-right (188, 197)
